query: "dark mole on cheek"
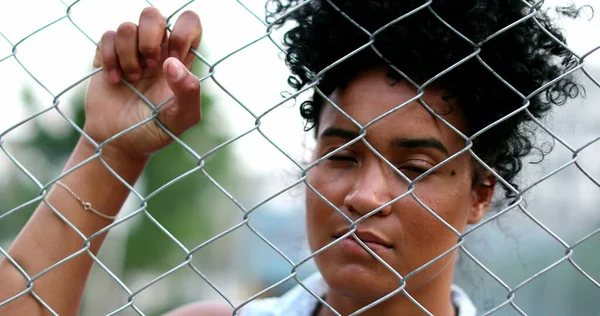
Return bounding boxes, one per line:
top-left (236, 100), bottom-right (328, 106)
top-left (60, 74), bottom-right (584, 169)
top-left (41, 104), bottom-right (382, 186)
top-left (451, 170), bottom-right (456, 176)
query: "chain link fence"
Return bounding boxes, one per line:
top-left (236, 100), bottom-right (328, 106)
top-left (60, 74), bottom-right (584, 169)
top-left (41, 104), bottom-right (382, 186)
top-left (0, 0), bottom-right (599, 315)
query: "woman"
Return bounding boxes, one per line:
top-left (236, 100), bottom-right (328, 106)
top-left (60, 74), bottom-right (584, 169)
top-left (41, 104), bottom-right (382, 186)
top-left (0, 0), bottom-right (584, 315)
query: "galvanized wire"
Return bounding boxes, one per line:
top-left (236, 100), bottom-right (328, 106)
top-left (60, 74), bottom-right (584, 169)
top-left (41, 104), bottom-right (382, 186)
top-left (0, 0), bottom-right (599, 315)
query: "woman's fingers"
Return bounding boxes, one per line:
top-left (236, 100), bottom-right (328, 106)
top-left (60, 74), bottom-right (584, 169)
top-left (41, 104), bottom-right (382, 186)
top-left (96, 8), bottom-right (201, 82)
top-left (161, 57), bottom-right (201, 135)
top-left (98, 31), bottom-right (121, 84)
top-left (115, 22), bottom-right (142, 81)
top-left (168, 11), bottom-right (202, 69)
top-left (138, 7), bottom-right (166, 68)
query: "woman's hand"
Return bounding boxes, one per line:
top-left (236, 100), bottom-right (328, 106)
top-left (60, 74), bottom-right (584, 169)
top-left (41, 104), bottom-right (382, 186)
top-left (0, 9), bottom-right (205, 315)
top-left (84, 7), bottom-right (203, 161)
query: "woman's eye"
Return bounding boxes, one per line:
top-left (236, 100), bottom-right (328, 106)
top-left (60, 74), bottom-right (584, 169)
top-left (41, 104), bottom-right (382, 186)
top-left (396, 160), bottom-right (433, 175)
top-left (328, 155), bottom-right (357, 162)
top-left (398, 166), bottom-right (428, 174)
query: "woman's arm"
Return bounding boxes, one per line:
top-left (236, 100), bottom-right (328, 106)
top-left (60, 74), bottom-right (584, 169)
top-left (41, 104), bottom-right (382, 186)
top-left (0, 7), bottom-right (203, 315)
top-left (0, 139), bottom-right (146, 316)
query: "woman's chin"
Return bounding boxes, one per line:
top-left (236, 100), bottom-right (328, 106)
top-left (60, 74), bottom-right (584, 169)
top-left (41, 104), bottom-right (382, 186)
top-left (317, 258), bottom-right (403, 301)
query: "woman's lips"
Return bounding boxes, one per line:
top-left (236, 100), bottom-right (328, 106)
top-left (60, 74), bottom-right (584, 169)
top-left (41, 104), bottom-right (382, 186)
top-left (336, 237), bottom-right (392, 256)
top-left (331, 229), bottom-right (393, 256)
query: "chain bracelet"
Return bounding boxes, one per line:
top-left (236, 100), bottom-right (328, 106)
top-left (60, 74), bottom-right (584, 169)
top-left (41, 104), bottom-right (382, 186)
top-left (55, 181), bottom-right (117, 220)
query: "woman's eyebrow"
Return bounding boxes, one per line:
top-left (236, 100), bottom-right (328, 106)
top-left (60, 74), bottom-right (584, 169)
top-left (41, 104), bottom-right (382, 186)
top-left (394, 138), bottom-right (449, 156)
top-left (319, 127), bottom-right (360, 140)
top-left (320, 127), bottom-right (449, 155)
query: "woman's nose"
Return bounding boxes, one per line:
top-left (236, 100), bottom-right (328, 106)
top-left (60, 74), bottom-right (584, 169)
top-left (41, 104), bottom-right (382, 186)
top-left (343, 163), bottom-right (393, 218)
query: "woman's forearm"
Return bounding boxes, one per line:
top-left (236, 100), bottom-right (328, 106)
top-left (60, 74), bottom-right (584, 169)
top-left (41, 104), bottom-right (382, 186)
top-left (0, 5), bottom-right (203, 314)
top-left (0, 137), bottom-right (147, 315)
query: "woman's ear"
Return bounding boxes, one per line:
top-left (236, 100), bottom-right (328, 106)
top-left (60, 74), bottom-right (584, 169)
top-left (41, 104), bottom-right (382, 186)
top-left (468, 173), bottom-right (496, 224)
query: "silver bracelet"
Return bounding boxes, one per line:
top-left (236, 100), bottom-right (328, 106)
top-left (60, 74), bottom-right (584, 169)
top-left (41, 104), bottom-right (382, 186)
top-left (55, 181), bottom-right (117, 220)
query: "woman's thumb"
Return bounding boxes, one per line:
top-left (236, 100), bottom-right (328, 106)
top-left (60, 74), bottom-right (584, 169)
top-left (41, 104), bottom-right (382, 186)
top-left (160, 57), bottom-right (202, 135)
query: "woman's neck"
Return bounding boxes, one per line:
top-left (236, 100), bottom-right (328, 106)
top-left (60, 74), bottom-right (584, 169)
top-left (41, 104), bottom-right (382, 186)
top-left (318, 269), bottom-right (456, 316)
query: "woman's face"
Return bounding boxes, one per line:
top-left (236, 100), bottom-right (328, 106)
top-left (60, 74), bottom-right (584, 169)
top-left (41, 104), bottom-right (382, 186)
top-left (305, 67), bottom-right (493, 303)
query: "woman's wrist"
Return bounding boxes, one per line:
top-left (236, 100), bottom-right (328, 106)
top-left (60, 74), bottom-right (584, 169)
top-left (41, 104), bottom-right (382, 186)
top-left (47, 136), bottom-right (149, 227)
top-left (74, 136), bottom-right (148, 185)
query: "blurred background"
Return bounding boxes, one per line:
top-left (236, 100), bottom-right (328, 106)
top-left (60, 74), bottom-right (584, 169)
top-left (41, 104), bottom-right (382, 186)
top-left (0, 0), bottom-right (599, 315)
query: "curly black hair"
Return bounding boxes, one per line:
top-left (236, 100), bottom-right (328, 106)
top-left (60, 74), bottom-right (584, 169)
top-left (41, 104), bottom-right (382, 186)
top-left (266, 0), bottom-right (587, 200)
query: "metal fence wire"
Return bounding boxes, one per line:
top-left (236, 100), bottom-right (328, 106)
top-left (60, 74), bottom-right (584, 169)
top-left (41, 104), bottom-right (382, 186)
top-left (0, 0), bottom-right (599, 315)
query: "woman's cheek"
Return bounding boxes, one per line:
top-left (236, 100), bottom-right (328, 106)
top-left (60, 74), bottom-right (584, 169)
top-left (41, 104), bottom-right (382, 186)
top-left (437, 173), bottom-right (474, 230)
top-left (410, 176), bottom-right (472, 240)
top-left (310, 164), bottom-right (354, 195)
top-left (403, 183), bottom-right (456, 240)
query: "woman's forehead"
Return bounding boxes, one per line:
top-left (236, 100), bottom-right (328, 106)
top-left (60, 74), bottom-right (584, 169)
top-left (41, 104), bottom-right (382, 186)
top-left (318, 69), bottom-right (468, 138)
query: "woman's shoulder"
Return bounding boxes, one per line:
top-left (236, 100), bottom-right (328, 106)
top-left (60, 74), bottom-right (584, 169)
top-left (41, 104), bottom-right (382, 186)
top-left (162, 296), bottom-right (284, 316)
top-left (168, 273), bottom-right (325, 316)
top-left (242, 272), bottom-right (327, 316)
top-left (163, 300), bottom-right (234, 316)
top-left (162, 274), bottom-right (476, 316)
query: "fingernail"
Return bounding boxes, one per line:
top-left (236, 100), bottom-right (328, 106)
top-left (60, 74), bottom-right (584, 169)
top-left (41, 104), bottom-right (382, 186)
top-left (167, 59), bottom-right (185, 80)
top-left (128, 73), bottom-right (141, 81)
top-left (169, 50), bottom-right (180, 60)
top-left (146, 58), bottom-right (157, 68)
top-left (109, 69), bottom-right (121, 83)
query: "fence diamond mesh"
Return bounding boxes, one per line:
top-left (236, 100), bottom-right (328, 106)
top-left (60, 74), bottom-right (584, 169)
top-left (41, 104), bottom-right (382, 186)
top-left (0, 0), bottom-right (599, 315)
